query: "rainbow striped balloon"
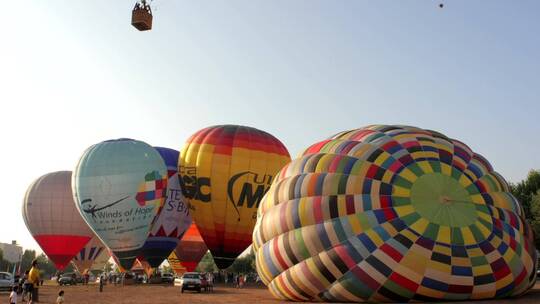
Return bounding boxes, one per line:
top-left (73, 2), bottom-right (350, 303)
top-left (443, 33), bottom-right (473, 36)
top-left (253, 125), bottom-right (537, 302)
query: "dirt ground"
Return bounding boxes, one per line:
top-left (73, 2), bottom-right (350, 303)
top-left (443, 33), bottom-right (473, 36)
top-left (1, 282), bottom-right (539, 303)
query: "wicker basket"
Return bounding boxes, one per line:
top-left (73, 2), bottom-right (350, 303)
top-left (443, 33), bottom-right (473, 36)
top-left (132, 8), bottom-right (153, 31)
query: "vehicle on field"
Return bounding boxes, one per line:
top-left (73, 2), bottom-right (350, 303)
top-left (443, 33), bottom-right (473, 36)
top-left (58, 272), bottom-right (79, 286)
top-left (161, 272), bottom-right (174, 284)
top-left (175, 272), bottom-right (207, 293)
top-left (0, 272), bottom-right (14, 291)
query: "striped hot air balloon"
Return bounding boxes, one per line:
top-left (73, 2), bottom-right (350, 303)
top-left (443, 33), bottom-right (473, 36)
top-left (72, 236), bottom-right (106, 273)
top-left (173, 223), bottom-right (208, 272)
top-left (253, 125), bottom-right (538, 302)
top-left (180, 125), bottom-right (290, 269)
top-left (167, 251), bottom-right (187, 276)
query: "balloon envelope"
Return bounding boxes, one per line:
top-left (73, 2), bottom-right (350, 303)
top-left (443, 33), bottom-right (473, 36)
top-left (253, 125), bottom-right (538, 302)
top-left (91, 249), bottom-right (111, 271)
top-left (173, 223), bottom-right (207, 272)
top-left (180, 125), bottom-right (290, 268)
top-left (141, 147), bottom-right (192, 268)
top-left (23, 171), bottom-right (93, 270)
top-left (132, 258), bottom-right (153, 277)
top-left (167, 251), bottom-right (187, 276)
top-left (72, 138), bottom-right (168, 270)
top-left (72, 236), bottom-right (106, 273)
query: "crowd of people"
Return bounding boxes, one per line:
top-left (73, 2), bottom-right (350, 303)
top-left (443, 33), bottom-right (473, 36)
top-left (10, 259), bottom-right (49, 304)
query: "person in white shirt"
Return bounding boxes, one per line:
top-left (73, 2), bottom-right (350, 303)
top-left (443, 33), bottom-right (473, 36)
top-left (10, 286), bottom-right (18, 304)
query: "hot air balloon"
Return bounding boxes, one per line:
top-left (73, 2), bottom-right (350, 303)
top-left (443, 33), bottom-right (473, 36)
top-left (91, 250), bottom-right (111, 271)
top-left (72, 236), bottom-right (106, 273)
top-left (132, 258), bottom-right (153, 277)
top-left (141, 147), bottom-right (192, 268)
top-left (180, 125), bottom-right (290, 269)
top-left (22, 171), bottom-right (94, 270)
top-left (253, 125), bottom-right (538, 302)
top-left (167, 251), bottom-right (187, 276)
top-left (173, 223), bottom-right (208, 272)
top-left (72, 138), bottom-right (168, 270)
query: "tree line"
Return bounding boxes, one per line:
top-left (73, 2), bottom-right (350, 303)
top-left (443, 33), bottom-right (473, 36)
top-left (509, 169), bottom-right (540, 249)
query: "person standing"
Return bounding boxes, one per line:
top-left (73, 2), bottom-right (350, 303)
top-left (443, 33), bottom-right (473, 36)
top-left (28, 260), bottom-right (40, 304)
top-left (56, 290), bottom-right (64, 304)
top-left (99, 273), bottom-right (104, 292)
top-left (21, 271), bottom-right (30, 302)
top-left (10, 286), bottom-right (19, 304)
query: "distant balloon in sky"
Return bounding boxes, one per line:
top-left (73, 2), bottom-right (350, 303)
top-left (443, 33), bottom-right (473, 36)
top-left (180, 125), bottom-right (290, 269)
top-left (72, 138), bottom-right (168, 271)
top-left (254, 125), bottom-right (538, 302)
top-left (173, 223), bottom-right (208, 272)
top-left (72, 236), bottom-right (105, 273)
top-left (141, 147), bottom-right (192, 268)
top-left (22, 171), bottom-right (94, 270)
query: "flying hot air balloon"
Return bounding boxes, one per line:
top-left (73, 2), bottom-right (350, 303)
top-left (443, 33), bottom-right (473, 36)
top-left (72, 236), bottom-right (106, 273)
top-left (173, 223), bottom-right (208, 272)
top-left (22, 171), bottom-right (94, 270)
top-left (253, 125), bottom-right (538, 302)
top-left (72, 138), bottom-right (168, 270)
top-left (180, 125), bottom-right (291, 269)
top-left (141, 147), bottom-right (192, 268)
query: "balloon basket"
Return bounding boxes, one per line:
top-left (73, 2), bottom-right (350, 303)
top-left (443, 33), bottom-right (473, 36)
top-left (131, 8), bottom-right (152, 31)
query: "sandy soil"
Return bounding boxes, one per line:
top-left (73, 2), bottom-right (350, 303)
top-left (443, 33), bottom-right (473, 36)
top-left (1, 282), bottom-right (539, 303)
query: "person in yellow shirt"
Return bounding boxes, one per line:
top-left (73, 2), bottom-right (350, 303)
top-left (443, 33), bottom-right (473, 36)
top-left (27, 260), bottom-right (40, 304)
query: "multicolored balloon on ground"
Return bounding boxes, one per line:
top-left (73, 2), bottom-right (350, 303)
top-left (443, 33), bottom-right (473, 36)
top-left (72, 236), bottom-right (105, 273)
top-left (22, 171), bottom-right (93, 270)
top-left (253, 125), bottom-right (538, 302)
top-left (72, 138), bottom-right (168, 270)
top-left (141, 147), bottom-right (192, 268)
top-left (172, 223), bottom-right (208, 272)
top-left (180, 125), bottom-right (290, 268)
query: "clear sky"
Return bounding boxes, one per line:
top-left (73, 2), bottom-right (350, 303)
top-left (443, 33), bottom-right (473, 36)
top-left (1, 0), bottom-right (539, 253)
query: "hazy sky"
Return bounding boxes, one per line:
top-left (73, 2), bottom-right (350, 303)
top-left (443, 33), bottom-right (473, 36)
top-left (1, 0), bottom-right (539, 253)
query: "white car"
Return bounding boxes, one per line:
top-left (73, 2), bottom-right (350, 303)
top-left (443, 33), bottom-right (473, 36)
top-left (175, 272), bottom-right (205, 293)
top-left (0, 272), bottom-right (14, 291)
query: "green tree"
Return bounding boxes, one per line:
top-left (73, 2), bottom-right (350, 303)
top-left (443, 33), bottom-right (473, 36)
top-left (528, 192), bottom-right (540, 249)
top-left (195, 251), bottom-right (218, 273)
top-left (227, 252), bottom-right (255, 274)
top-left (509, 169), bottom-right (540, 220)
top-left (20, 249), bottom-right (36, 273)
top-left (510, 169), bottom-right (540, 249)
top-left (161, 264), bottom-right (172, 274)
top-left (104, 261), bottom-right (113, 272)
top-left (35, 253), bottom-right (75, 278)
top-left (0, 248), bottom-right (8, 272)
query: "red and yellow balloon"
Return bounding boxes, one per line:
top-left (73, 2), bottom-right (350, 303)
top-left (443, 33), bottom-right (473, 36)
top-left (180, 125), bottom-right (290, 268)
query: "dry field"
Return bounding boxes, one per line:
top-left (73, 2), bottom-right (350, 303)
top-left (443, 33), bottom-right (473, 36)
top-left (1, 282), bottom-right (539, 303)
